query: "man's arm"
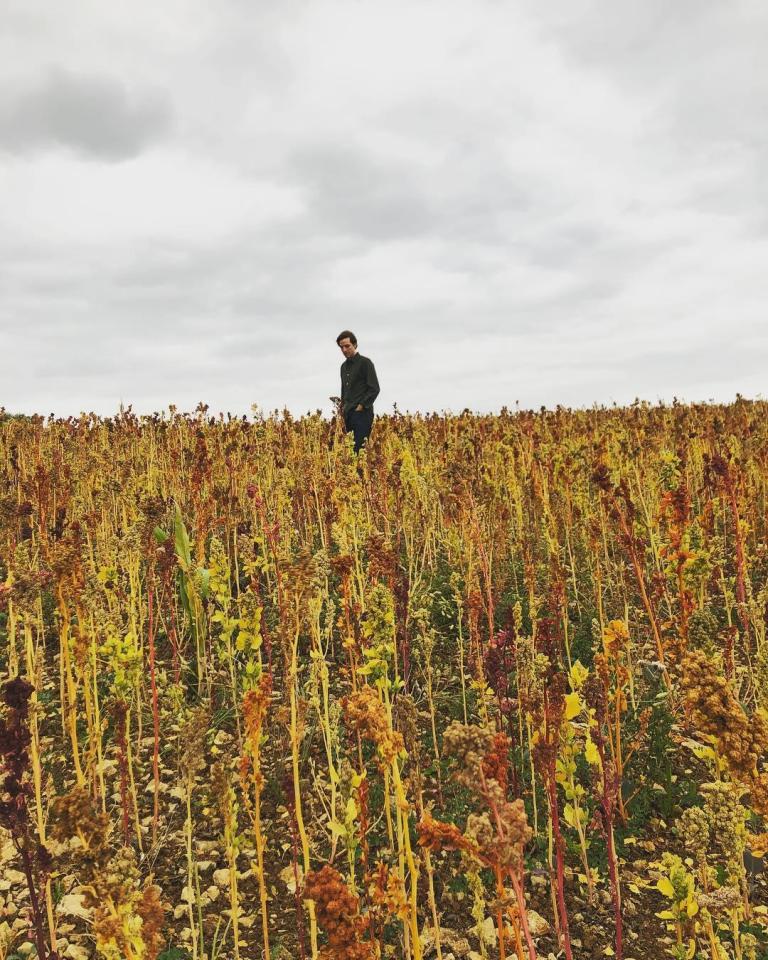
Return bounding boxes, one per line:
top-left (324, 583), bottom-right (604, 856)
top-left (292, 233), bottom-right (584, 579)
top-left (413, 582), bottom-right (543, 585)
top-left (360, 358), bottom-right (380, 408)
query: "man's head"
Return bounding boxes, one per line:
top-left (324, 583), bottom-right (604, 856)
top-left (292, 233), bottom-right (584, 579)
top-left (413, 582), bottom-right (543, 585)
top-left (336, 330), bottom-right (358, 359)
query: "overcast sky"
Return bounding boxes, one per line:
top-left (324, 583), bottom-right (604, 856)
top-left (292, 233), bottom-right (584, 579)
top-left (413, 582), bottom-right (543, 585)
top-left (1, 0), bottom-right (766, 417)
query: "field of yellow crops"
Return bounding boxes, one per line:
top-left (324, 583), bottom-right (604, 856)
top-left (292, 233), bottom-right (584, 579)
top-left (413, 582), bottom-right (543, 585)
top-left (1, 401), bottom-right (767, 960)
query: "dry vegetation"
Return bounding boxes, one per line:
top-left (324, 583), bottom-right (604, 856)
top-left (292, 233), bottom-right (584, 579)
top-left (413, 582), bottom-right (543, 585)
top-left (1, 399), bottom-right (768, 960)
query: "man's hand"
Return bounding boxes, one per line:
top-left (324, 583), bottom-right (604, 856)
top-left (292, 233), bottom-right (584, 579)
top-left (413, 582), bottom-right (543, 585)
top-left (355, 404), bottom-right (364, 412)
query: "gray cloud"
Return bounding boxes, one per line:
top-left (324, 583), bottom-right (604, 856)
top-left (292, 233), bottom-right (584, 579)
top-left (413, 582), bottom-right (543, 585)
top-left (288, 145), bottom-right (438, 240)
top-left (0, 0), bottom-right (767, 416)
top-left (287, 139), bottom-right (539, 248)
top-left (543, 1), bottom-right (768, 153)
top-left (0, 67), bottom-right (173, 160)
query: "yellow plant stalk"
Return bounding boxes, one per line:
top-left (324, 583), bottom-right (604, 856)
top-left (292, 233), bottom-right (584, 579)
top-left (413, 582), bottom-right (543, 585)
top-left (241, 674), bottom-right (273, 960)
top-left (24, 617), bottom-right (58, 955)
top-left (289, 608), bottom-right (319, 959)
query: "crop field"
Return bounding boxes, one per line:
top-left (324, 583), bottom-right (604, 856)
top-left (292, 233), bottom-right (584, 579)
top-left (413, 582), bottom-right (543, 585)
top-left (1, 400), bottom-right (768, 960)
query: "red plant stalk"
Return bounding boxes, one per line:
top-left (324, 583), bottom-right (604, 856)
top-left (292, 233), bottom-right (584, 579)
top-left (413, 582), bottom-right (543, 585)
top-left (19, 838), bottom-right (56, 960)
top-left (507, 868), bottom-right (537, 960)
top-left (492, 863), bottom-right (508, 960)
top-left (0, 679), bottom-right (58, 960)
top-left (543, 754), bottom-right (573, 960)
top-left (480, 769), bottom-right (538, 960)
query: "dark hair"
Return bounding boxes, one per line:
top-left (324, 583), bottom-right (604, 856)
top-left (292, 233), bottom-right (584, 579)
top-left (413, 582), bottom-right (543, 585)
top-left (336, 330), bottom-right (357, 346)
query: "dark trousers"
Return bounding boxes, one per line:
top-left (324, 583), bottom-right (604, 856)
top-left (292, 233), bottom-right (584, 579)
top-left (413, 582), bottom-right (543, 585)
top-left (344, 407), bottom-right (374, 453)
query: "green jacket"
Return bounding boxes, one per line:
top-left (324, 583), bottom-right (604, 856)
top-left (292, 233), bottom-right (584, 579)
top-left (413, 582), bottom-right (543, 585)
top-left (340, 353), bottom-right (380, 415)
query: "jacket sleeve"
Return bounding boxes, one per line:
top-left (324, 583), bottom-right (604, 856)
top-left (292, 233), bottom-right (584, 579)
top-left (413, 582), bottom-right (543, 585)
top-left (361, 359), bottom-right (380, 408)
top-left (340, 364), bottom-right (346, 403)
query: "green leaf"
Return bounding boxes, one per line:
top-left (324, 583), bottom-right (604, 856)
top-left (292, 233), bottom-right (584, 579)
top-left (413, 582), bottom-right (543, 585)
top-left (196, 567), bottom-right (210, 600)
top-left (153, 526), bottom-right (170, 544)
top-left (177, 571), bottom-right (191, 619)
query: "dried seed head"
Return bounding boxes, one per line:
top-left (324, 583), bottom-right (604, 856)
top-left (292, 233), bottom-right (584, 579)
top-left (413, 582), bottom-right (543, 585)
top-left (304, 865), bottom-right (375, 959)
top-left (442, 721), bottom-right (495, 790)
top-left (343, 686), bottom-right (404, 766)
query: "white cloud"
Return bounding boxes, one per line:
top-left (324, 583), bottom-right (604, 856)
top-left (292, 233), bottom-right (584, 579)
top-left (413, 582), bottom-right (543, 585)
top-left (2, 152), bottom-right (303, 245)
top-left (0, 0), bottom-right (766, 416)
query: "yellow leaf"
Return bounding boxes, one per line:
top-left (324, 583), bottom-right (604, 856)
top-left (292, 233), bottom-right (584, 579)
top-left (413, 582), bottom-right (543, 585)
top-left (569, 660), bottom-right (589, 690)
top-left (603, 948), bottom-right (615, 957)
top-left (681, 737), bottom-right (717, 762)
top-left (585, 737), bottom-right (601, 766)
top-left (350, 770), bottom-right (366, 788)
top-left (563, 803), bottom-right (578, 828)
top-left (686, 938), bottom-right (697, 959)
top-left (655, 910), bottom-right (676, 920)
top-left (565, 692), bottom-right (582, 720)
top-left (279, 865), bottom-right (299, 893)
top-left (686, 897), bottom-right (698, 917)
top-left (657, 877), bottom-right (676, 898)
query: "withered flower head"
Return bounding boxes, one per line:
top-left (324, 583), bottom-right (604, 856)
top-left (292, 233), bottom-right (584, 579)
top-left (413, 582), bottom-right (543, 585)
top-left (417, 813), bottom-right (477, 858)
top-left (304, 865), bottom-right (375, 960)
top-left (442, 721), bottom-right (495, 790)
top-left (343, 686), bottom-right (404, 766)
top-left (2, 677), bottom-right (34, 713)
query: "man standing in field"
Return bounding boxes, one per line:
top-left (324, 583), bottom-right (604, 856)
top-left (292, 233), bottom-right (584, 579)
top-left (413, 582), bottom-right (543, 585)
top-left (336, 330), bottom-right (380, 453)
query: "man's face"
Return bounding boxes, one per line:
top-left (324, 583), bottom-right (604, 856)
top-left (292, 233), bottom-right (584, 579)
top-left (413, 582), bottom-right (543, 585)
top-left (338, 338), bottom-right (357, 359)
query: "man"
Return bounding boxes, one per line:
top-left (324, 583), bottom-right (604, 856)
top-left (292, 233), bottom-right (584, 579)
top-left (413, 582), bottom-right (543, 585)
top-left (336, 330), bottom-right (380, 453)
